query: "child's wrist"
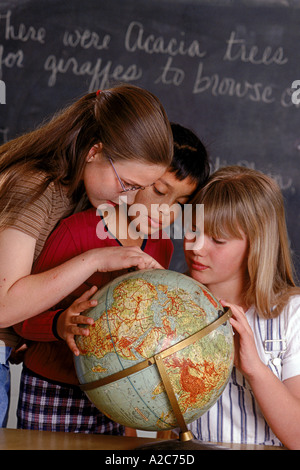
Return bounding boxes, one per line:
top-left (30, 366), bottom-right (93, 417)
top-left (87, 248), bottom-right (104, 273)
top-left (52, 310), bottom-right (65, 340)
top-left (243, 360), bottom-right (268, 384)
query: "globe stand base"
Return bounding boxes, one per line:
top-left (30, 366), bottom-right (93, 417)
top-left (136, 434), bottom-right (230, 450)
top-left (136, 439), bottom-right (229, 450)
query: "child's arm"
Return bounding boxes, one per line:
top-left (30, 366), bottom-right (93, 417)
top-left (223, 301), bottom-right (300, 450)
top-left (13, 285), bottom-right (97, 348)
top-left (0, 227), bottom-right (163, 328)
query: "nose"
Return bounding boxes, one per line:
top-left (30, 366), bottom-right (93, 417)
top-left (185, 233), bottom-right (207, 254)
top-left (158, 203), bottom-right (171, 216)
top-left (120, 191), bottom-right (137, 205)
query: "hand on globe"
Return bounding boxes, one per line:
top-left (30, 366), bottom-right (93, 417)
top-left (95, 246), bottom-right (164, 272)
top-left (221, 300), bottom-right (263, 380)
top-left (56, 285), bottom-right (97, 356)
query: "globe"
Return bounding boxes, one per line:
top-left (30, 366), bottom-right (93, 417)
top-left (74, 269), bottom-right (234, 434)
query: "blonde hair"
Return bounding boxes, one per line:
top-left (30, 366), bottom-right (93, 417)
top-left (0, 84), bottom-right (173, 226)
top-left (196, 165), bottom-right (299, 318)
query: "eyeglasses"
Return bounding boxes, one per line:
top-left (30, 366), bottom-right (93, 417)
top-left (108, 157), bottom-right (145, 192)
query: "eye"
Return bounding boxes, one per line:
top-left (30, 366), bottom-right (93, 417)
top-left (212, 237), bottom-right (226, 245)
top-left (122, 180), bottom-right (132, 189)
top-left (153, 186), bottom-right (165, 196)
top-left (121, 180), bottom-right (142, 191)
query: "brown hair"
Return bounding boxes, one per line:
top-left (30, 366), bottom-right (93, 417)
top-left (196, 165), bottom-right (299, 318)
top-left (0, 84), bottom-right (173, 225)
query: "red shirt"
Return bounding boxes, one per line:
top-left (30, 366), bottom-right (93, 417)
top-left (14, 208), bottom-right (173, 384)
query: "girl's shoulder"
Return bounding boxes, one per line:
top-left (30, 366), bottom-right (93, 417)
top-left (246, 292), bottom-right (300, 323)
top-left (271, 289), bottom-right (300, 320)
top-left (284, 293), bottom-right (300, 315)
top-left (3, 171), bottom-right (69, 211)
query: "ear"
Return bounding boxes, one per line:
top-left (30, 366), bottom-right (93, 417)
top-left (86, 142), bottom-right (103, 162)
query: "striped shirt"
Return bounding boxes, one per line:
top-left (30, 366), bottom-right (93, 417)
top-left (189, 295), bottom-right (300, 446)
top-left (0, 173), bottom-right (74, 348)
top-left (0, 173), bottom-right (73, 261)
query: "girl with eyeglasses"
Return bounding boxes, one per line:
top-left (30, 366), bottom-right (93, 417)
top-left (0, 84), bottom-right (173, 427)
top-left (12, 124), bottom-right (209, 435)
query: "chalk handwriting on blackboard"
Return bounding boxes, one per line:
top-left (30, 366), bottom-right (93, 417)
top-left (0, 45), bottom-right (23, 78)
top-left (0, 9), bottom-right (295, 108)
top-left (155, 57), bottom-right (185, 86)
top-left (125, 21), bottom-right (207, 58)
top-left (44, 55), bottom-right (142, 91)
top-left (0, 10), bottom-right (45, 43)
top-left (223, 31), bottom-right (288, 66)
top-left (193, 62), bottom-right (276, 103)
top-left (192, 31), bottom-right (291, 106)
top-left (62, 29), bottom-right (111, 50)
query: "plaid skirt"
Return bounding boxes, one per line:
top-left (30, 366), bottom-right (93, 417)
top-left (17, 367), bottom-right (125, 435)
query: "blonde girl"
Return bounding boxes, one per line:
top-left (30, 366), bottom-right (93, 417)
top-left (185, 166), bottom-right (300, 449)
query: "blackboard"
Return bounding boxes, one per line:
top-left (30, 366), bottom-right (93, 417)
top-left (0, 0), bottom-right (300, 280)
